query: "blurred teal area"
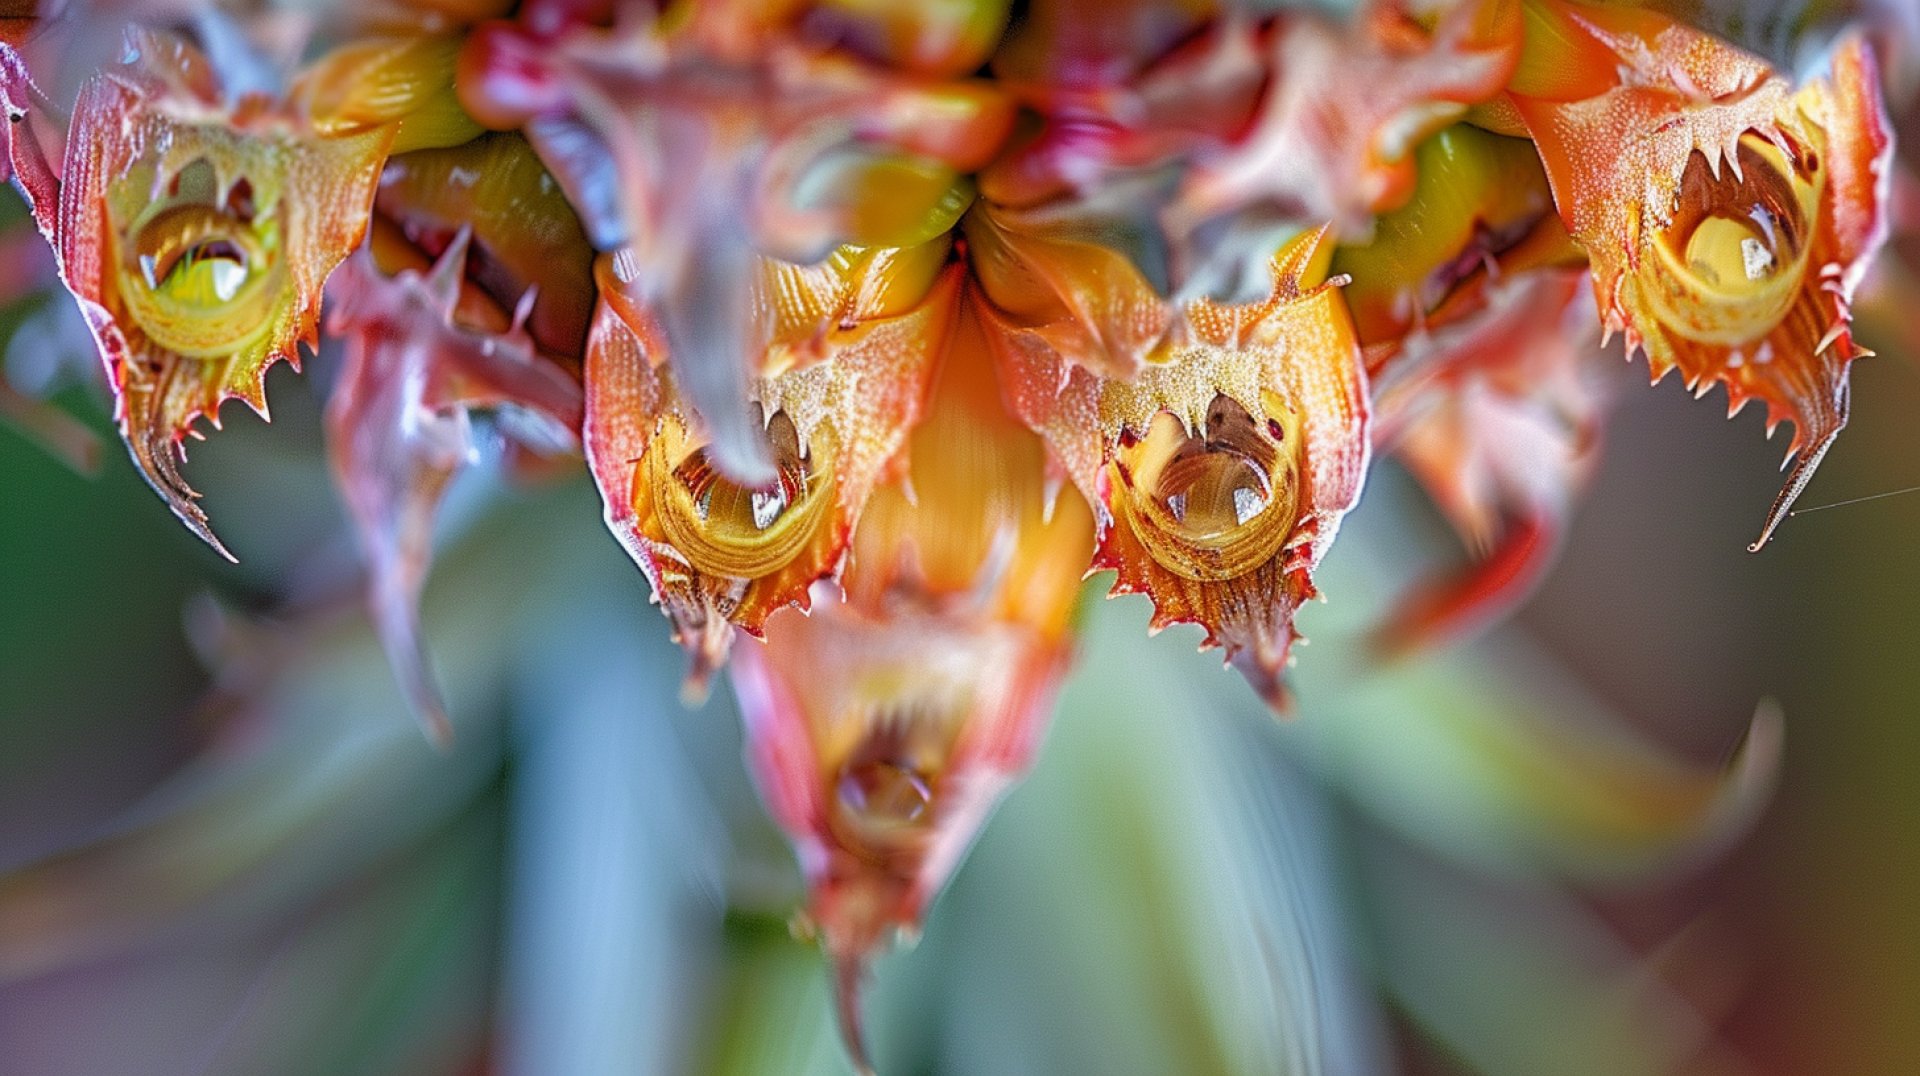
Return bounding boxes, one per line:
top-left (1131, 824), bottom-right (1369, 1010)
top-left (0, 389), bottom-right (204, 860)
top-left (4, 318), bottom-right (1919, 1074)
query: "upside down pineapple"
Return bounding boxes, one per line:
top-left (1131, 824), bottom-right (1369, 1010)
top-left (0, 0), bottom-right (1899, 1066)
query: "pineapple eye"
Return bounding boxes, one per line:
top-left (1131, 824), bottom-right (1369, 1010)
top-left (136, 207), bottom-right (255, 304)
top-left (650, 409), bottom-right (835, 579)
top-left (111, 156), bottom-right (286, 358)
top-left (830, 753), bottom-right (938, 864)
top-left (826, 709), bottom-right (948, 861)
top-left (1648, 134), bottom-right (1819, 345)
top-left (1114, 395), bottom-right (1301, 582)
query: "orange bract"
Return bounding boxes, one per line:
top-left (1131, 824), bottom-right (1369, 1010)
top-left (584, 246), bottom-right (961, 688)
top-left (981, 227), bottom-right (1369, 706)
top-left (1372, 268), bottom-right (1614, 654)
top-left (19, 31), bottom-right (392, 556)
top-left (1509, 2), bottom-right (1892, 549)
top-left (735, 299), bottom-right (1094, 1067)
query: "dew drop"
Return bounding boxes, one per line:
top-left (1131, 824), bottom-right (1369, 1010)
top-left (837, 759), bottom-right (933, 826)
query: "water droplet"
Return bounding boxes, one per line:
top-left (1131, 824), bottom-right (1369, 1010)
top-left (1741, 236), bottom-right (1774, 281)
top-left (837, 759), bottom-right (933, 826)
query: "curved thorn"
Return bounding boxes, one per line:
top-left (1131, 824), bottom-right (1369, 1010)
top-left (1750, 423), bottom-right (1841, 552)
top-left (831, 953), bottom-right (877, 1076)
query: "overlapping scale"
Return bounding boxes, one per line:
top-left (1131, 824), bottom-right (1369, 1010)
top-left (978, 226), bottom-right (1370, 707)
top-left (7, 29), bottom-right (394, 556)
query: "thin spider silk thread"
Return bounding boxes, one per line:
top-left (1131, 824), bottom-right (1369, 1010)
top-left (1789, 484), bottom-right (1920, 516)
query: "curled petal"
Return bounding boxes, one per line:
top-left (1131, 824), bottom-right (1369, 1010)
top-left (1373, 269), bottom-right (1616, 654)
top-left (1295, 642), bottom-right (1785, 881)
top-left (373, 130), bottom-right (598, 358)
top-left (964, 198), bottom-right (1173, 380)
top-left (2, 37), bottom-right (63, 211)
top-left (1332, 121), bottom-right (1566, 357)
top-left (327, 229), bottom-right (582, 742)
top-left (1510, 6), bottom-right (1893, 548)
top-left (1377, 508), bottom-right (1561, 660)
top-left (290, 34), bottom-right (485, 156)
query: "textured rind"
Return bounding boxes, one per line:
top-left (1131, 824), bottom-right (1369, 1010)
top-left (1511, 4), bottom-right (1893, 548)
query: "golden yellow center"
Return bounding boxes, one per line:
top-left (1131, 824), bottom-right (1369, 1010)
top-left (1647, 133), bottom-right (1821, 345)
top-left (647, 410), bottom-right (835, 579)
top-left (109, 156), bottom-right (288, 359)
top-left (1113, 394), bottom-right (1302, 581)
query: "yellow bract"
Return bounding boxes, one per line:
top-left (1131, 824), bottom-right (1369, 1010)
top-left (294, 36), bottom-right (483, 156)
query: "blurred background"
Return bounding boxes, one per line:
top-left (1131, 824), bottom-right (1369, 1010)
top-left (5, 19), bottom-right (1920, 1076)
top-left (6, 231), bottom-right (1920, 1076)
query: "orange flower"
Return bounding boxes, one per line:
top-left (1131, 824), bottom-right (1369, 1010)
top-left (584, 243), bottom-right (962, 688)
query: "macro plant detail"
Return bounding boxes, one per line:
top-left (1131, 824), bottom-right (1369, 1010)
top-left (0, 1), bottom-right (1911, 1072)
